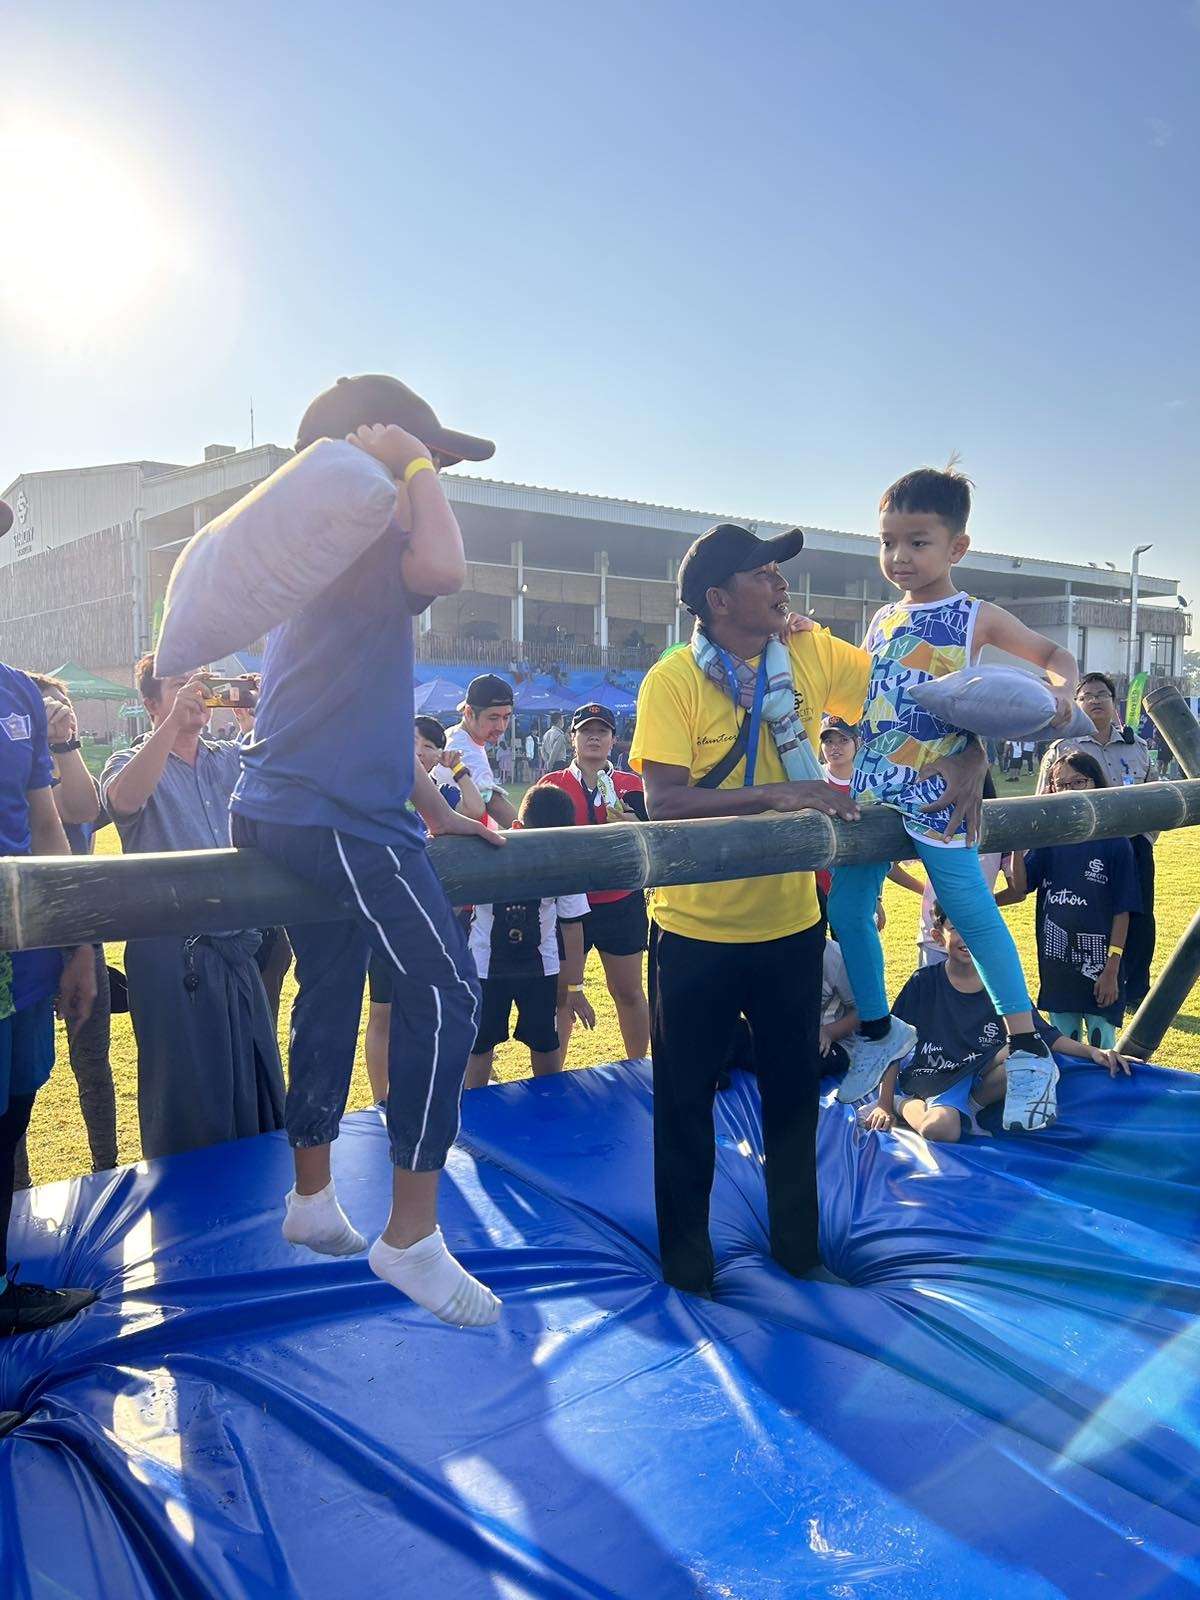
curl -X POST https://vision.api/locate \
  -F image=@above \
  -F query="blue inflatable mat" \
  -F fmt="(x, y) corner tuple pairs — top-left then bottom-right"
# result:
(3, 1057), (1200, 1598)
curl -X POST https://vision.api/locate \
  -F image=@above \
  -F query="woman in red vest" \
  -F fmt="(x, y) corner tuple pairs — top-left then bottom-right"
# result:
(540, 704), (649, 1061)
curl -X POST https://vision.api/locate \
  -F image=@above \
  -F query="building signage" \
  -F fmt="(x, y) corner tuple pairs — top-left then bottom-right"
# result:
(12, 488), (34, 559)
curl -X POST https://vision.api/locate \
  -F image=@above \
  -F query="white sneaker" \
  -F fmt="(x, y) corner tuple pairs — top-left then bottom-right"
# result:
(1002, 1051), (1060, 1132)
(836, 1017), (917, 1104)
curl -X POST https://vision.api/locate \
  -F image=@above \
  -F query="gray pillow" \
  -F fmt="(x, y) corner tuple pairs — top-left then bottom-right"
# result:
(909, 665), (1096, 740)
(155, 439), (399, 676)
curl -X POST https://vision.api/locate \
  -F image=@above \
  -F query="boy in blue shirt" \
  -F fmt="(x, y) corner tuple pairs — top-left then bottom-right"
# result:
(0, 654), (97, 1350)
(231, 375), (504, 1328)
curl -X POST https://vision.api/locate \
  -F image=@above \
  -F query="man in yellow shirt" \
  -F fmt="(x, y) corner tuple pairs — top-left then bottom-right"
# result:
(631, 522), (983, 1294)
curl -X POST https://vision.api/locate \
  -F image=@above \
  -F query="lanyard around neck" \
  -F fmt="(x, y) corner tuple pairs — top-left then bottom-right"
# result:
(716, 648), (767, 787)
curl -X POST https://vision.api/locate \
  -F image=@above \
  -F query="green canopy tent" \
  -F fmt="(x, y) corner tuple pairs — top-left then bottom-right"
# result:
(49, 662), (132, 702)
(48, 661), (135, 742)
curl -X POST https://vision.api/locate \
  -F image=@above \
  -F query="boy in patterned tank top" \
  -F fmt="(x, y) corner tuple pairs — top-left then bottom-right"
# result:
(828, 466), (1079, 1132)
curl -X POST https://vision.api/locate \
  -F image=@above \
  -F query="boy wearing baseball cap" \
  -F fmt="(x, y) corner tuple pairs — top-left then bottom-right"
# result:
(232, 374), (505, 1327)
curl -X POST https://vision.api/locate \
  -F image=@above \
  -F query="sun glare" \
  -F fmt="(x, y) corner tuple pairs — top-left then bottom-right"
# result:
(0, 111), (185, 342)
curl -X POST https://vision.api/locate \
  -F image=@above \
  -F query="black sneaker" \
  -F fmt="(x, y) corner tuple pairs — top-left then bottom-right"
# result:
(0, 1268), (96, 1336)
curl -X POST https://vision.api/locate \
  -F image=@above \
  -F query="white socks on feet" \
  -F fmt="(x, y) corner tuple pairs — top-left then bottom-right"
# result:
(368, 1228), (501, 1327)
(282, 1182), (367, 1256)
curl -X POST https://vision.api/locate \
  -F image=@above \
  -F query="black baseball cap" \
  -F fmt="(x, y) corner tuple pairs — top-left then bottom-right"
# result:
(677, 523), (805, 615)
(462, 673), (514, 711)
(295, 374), (496, 467)
(819, 716), (857, 741)
(570, 702), (617, 733)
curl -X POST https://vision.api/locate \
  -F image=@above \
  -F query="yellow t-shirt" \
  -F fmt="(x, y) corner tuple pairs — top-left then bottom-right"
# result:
(630, 628), (871, 943)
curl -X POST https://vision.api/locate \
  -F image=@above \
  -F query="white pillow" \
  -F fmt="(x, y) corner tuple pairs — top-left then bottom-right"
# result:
(155, 439), (398, 676)
(909, 665), (1097, 740)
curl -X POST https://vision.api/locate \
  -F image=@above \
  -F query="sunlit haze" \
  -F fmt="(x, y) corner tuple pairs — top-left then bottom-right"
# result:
(1, 0), (1197, 605)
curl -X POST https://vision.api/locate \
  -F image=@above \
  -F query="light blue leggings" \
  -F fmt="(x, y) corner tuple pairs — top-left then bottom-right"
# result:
(827, 840), (1031, 1023)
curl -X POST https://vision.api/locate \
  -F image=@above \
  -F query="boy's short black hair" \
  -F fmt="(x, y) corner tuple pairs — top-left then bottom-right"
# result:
(931, 900), (948, 928)
(519, 783), (576, 830)
(1077, 671), (1117, 700)
(879, 465), (973, 536)
(414, 715), (447, 748)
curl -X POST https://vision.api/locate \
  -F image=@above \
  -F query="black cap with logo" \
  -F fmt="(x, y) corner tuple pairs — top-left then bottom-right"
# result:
(570, 702), (617, 733)
(295, 374), (495, 467)
(677, 523), (805, 615)
(462, 673), (514, 711)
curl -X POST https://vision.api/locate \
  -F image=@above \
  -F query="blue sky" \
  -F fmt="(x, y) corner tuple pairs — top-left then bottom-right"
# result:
(2, 0), (1197, 608)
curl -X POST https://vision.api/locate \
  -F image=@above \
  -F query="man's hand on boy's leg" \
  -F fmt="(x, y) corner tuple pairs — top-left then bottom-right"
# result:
(920, 740), (987, 844)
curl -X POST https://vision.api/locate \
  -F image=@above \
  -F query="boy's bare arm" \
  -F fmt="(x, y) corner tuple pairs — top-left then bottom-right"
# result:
(974, 603), (1079, 724)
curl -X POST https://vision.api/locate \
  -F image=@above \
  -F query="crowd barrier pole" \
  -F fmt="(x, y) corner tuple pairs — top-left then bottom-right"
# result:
(3, 777), (1200, 953)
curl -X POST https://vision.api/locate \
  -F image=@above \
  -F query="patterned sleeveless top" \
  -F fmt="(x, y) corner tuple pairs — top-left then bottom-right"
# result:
(851, 590), (982, 844)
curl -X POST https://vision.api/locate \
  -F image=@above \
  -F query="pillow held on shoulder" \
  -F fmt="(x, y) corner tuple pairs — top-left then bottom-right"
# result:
(154, 439), (399, 676)
(910, 665), (1097, 740)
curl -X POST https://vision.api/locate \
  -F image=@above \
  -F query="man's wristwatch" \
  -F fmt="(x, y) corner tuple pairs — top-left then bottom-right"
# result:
(51, 738), (82, 754)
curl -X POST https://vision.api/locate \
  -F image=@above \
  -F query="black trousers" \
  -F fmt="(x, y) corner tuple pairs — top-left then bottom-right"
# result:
(648, 919), (824, 1294)
(0, 1094), (35, 1278)
(1122, 833), (1157, 1012)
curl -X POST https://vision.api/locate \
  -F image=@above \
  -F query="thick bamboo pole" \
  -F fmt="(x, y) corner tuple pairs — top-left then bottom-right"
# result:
(1120, 688), (1200, 1060)
(3, 780), (1200, 953)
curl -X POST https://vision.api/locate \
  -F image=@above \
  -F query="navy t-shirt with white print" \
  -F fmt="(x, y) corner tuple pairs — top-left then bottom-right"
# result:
(1025, 838), (1141, 1023)
(233, 528), (427, 848)
(893, 964), (1058, 1100)
(0, 665), (63, 1010)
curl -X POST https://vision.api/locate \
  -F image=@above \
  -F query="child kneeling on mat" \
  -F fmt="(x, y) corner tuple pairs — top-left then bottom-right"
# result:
(862, 904), (1134, 1142)
(464, 784), (595, 1089)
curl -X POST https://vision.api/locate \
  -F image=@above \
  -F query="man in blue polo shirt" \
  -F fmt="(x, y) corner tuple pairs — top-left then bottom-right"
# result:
(0, 647), (98, 1352)
(232, 374), (505, 1328)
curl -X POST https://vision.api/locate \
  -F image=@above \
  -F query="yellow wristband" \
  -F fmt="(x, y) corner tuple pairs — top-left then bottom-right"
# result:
(403, 456), (436, 484)
(567, 983), (585, 993)
(1108, 944), (1125, 957)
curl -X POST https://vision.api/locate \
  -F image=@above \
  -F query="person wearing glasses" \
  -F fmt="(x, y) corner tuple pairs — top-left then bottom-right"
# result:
(997, 750), (1140, 1050)
(1040, 672), (1155, 1012)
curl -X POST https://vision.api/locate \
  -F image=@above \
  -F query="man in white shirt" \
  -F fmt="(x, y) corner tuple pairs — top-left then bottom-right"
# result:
(444, 674), (516, 827)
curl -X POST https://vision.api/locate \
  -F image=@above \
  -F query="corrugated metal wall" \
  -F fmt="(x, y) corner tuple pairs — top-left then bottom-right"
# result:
(0, 522), (134, 673)
(0, 467), (142, 569)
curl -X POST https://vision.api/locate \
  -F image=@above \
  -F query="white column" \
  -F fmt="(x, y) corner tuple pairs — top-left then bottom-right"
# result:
(512, 541), (524, 644)
(595, 551), (609, 649)
(667, 558), (680, 645)
(1064, 582), (1073, 657)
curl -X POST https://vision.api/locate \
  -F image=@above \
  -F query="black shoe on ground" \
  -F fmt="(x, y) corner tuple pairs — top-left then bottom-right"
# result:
(0, 1269), (97, 1336)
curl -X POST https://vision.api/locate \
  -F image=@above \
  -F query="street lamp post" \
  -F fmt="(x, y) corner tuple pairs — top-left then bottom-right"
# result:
(1126, 542), (1154, 690)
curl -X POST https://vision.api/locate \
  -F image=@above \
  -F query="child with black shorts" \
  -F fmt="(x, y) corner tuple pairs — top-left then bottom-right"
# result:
(464, 785), (596, 1089)
(863, 904), (1133, 1142)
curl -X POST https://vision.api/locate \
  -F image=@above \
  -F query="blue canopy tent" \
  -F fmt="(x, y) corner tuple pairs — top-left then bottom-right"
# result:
(413, 677), (467, 718)
(4, 1055), (1200, 1596)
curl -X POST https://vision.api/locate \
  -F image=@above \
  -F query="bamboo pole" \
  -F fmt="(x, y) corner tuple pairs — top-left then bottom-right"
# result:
(1119, 688), (1200, 1060)
(3, 779), (1200, 952)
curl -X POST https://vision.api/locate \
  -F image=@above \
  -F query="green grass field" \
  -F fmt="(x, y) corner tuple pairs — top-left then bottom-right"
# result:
(23, 780), (1200, 1185)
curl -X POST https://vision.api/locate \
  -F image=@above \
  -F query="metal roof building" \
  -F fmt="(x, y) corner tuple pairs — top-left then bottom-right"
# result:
(0, 444), (1190, 699)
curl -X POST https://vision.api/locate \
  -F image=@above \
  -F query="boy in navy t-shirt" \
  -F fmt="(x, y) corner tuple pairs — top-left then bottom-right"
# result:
(231, 374), (505, 1328)
(863, 904), (1133, 1142)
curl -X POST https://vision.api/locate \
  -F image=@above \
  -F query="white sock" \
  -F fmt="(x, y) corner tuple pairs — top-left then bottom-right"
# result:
(368, 1227), (501, 1326)
(282, 1181), (366, 1256)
